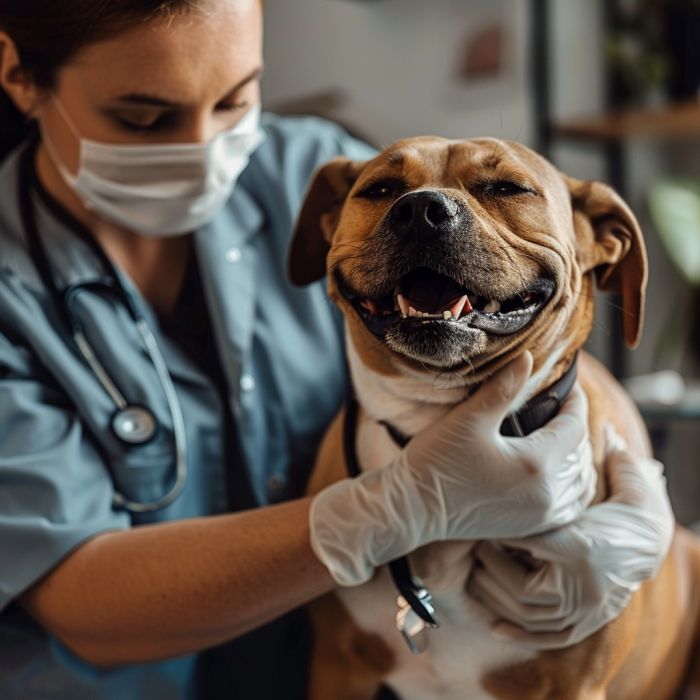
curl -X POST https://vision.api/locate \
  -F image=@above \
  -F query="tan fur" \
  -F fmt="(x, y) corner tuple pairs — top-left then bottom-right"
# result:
(296, 137), (700, 699)
(306, 593), (396, 700)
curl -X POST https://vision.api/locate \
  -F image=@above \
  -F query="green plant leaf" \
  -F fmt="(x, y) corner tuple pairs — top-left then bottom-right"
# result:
(648, 176), (700, 285)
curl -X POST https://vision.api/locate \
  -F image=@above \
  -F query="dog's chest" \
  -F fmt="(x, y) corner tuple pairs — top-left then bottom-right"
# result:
(346, 418), (538, 700)
(336, 547), (537, 700)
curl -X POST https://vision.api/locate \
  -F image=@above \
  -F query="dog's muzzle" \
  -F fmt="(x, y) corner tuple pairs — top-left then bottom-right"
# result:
(336, 189), (556, 365)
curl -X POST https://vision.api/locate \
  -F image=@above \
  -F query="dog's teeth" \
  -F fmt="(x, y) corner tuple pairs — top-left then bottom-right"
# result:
(408, 307), (418, 317)
(485, 299), (501, 313)
(398, 294), (408, 317)
(443, 310), (453, 319)
(451, 295), (470, 319)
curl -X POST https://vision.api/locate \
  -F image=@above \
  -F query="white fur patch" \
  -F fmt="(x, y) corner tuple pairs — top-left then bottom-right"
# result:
(346, 329), (467, 437)
(336, 550), (539, 700)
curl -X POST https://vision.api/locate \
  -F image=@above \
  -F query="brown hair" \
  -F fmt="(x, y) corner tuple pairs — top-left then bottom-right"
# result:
(0, 0), (199, 159)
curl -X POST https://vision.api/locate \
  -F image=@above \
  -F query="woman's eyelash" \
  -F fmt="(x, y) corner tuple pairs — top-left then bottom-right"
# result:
(216, 101), (249, 112)
(116, 117), (163, 133)
(115, 102), (249, 133)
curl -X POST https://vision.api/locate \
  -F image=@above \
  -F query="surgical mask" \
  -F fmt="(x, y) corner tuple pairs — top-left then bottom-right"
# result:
(42, 95), (265, 236)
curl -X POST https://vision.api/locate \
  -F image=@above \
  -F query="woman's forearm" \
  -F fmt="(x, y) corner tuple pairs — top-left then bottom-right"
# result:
(18, 496), (336, 667)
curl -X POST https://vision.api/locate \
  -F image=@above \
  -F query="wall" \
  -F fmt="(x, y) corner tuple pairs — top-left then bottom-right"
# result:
(261, 0), (533, 147)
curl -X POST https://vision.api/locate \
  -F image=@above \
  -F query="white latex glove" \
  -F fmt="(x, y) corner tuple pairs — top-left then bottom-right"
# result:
(310, 352), (598, 586)
(468, 426), (675, 649)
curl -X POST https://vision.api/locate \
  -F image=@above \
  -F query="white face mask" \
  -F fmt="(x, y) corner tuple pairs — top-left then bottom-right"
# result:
(42, 95), (265, 237)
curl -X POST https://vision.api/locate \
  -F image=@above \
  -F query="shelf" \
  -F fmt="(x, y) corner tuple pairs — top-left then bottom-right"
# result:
(553, 100), (700, 143)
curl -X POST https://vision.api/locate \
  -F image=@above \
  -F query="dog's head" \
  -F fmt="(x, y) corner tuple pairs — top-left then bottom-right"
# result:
(289, 137), (646, 391)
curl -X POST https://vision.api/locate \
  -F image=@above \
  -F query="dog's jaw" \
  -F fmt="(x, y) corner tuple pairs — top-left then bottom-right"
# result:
(346, 334), (458, 437)
(347, 325), (573, 439)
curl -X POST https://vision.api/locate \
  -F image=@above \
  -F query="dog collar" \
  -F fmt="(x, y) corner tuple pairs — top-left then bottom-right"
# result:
(342, 353), (579, 654)
(379, 354), (579, 448)
(503, 353), (578, 436)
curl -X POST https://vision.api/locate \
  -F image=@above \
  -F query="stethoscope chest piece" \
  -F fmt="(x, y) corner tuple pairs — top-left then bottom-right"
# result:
(112, 406), (157, 445)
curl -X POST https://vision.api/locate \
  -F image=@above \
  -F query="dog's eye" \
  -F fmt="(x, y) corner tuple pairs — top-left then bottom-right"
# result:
(356, 179), (405, 200)
(487, 181), (532, 196)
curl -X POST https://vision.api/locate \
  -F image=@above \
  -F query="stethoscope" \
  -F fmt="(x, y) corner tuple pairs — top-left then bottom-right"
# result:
(18, 138), (188, 513)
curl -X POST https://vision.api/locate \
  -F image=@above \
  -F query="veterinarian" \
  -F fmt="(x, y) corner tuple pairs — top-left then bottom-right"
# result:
(0, 0), (675, 698)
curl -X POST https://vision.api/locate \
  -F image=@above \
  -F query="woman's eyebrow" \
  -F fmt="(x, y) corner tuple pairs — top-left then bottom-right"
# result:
(111, 66), (265, 107)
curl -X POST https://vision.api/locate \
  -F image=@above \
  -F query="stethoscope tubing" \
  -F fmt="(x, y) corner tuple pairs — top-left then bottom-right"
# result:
(18, 138), (188, 513)
(116, 318), (188, 513)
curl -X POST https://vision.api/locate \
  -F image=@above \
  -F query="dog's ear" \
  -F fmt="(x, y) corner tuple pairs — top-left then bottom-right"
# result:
(564, 175), (648, 349)
(288, 156), (366, 286)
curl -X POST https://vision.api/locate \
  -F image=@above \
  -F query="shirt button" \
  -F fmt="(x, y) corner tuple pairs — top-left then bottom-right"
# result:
(240, 374), (256, 392)
(225, 247), (242, 263)
(266, 473), (287, 492)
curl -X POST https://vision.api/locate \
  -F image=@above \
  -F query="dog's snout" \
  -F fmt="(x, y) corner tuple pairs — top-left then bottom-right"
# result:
(389, 191), (460, 240)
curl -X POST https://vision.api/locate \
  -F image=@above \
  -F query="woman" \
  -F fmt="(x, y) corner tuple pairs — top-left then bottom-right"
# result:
(0, 1), (673, 698)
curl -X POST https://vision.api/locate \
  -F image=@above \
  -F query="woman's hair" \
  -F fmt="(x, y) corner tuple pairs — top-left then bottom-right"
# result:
(0, 0), (198, 159)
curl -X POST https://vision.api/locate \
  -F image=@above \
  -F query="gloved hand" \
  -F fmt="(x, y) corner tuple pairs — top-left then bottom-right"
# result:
(467, 426), (675, 649)
(310, 352), (598, 586)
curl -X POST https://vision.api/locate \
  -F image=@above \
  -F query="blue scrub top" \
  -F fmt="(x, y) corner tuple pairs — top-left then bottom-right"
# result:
(0, 114), (376, 699)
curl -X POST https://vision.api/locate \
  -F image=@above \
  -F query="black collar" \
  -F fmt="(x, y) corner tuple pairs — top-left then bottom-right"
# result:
(342, 354), (579, 632)
(377, 354), (578, 449)
(501, 354), (578, 436)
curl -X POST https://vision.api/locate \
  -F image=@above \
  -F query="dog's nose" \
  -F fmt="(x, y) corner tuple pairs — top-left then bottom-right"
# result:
(389, 191), (459, 240)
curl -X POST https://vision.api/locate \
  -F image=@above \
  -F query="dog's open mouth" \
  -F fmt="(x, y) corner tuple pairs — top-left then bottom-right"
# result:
(340, 267), (555, 337)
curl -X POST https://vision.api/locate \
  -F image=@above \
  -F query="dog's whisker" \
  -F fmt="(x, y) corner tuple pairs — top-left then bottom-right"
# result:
(495, 117), (525, 161)
(491, 109), (504, 159)
(597, 298), (635, 318)
(589, 319), (612, 336)
(573, 289), (636, 320)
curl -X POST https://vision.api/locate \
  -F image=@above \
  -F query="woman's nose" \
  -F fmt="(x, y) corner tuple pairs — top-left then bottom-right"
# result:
(172, 112), (227, 144)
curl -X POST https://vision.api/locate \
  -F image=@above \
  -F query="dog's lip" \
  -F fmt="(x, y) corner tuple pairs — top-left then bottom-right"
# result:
(337, 268), (555, 337)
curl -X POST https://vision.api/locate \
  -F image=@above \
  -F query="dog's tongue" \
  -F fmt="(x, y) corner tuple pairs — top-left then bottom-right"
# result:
(405, 275), (468, 314)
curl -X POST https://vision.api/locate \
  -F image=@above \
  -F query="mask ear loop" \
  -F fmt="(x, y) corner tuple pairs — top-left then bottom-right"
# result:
(48, 91), (83, 142)
(38, 92), (84, 188)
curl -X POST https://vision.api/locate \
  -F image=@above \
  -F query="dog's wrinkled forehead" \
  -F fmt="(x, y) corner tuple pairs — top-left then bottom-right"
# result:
(355, 137), (568, 204)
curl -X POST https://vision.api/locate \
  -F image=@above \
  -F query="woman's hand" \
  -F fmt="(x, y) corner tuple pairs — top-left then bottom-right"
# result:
(310, 352), (598, 586)
(467, 427), (675, 649)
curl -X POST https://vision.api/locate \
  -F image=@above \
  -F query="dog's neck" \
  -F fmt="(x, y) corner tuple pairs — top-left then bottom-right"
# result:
(346, 328), (571, 438)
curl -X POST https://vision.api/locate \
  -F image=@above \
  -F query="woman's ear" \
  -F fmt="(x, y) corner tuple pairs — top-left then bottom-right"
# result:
(288, 156), (366, 287)
(0, 33), (40, 116)
(564, 174), (648, 349)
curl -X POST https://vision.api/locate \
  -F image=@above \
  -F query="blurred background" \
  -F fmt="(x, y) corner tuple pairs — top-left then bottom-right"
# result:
(261, 0), (700, 525)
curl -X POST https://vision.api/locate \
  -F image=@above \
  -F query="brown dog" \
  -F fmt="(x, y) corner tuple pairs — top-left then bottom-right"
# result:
(290, 137), (700, 700)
